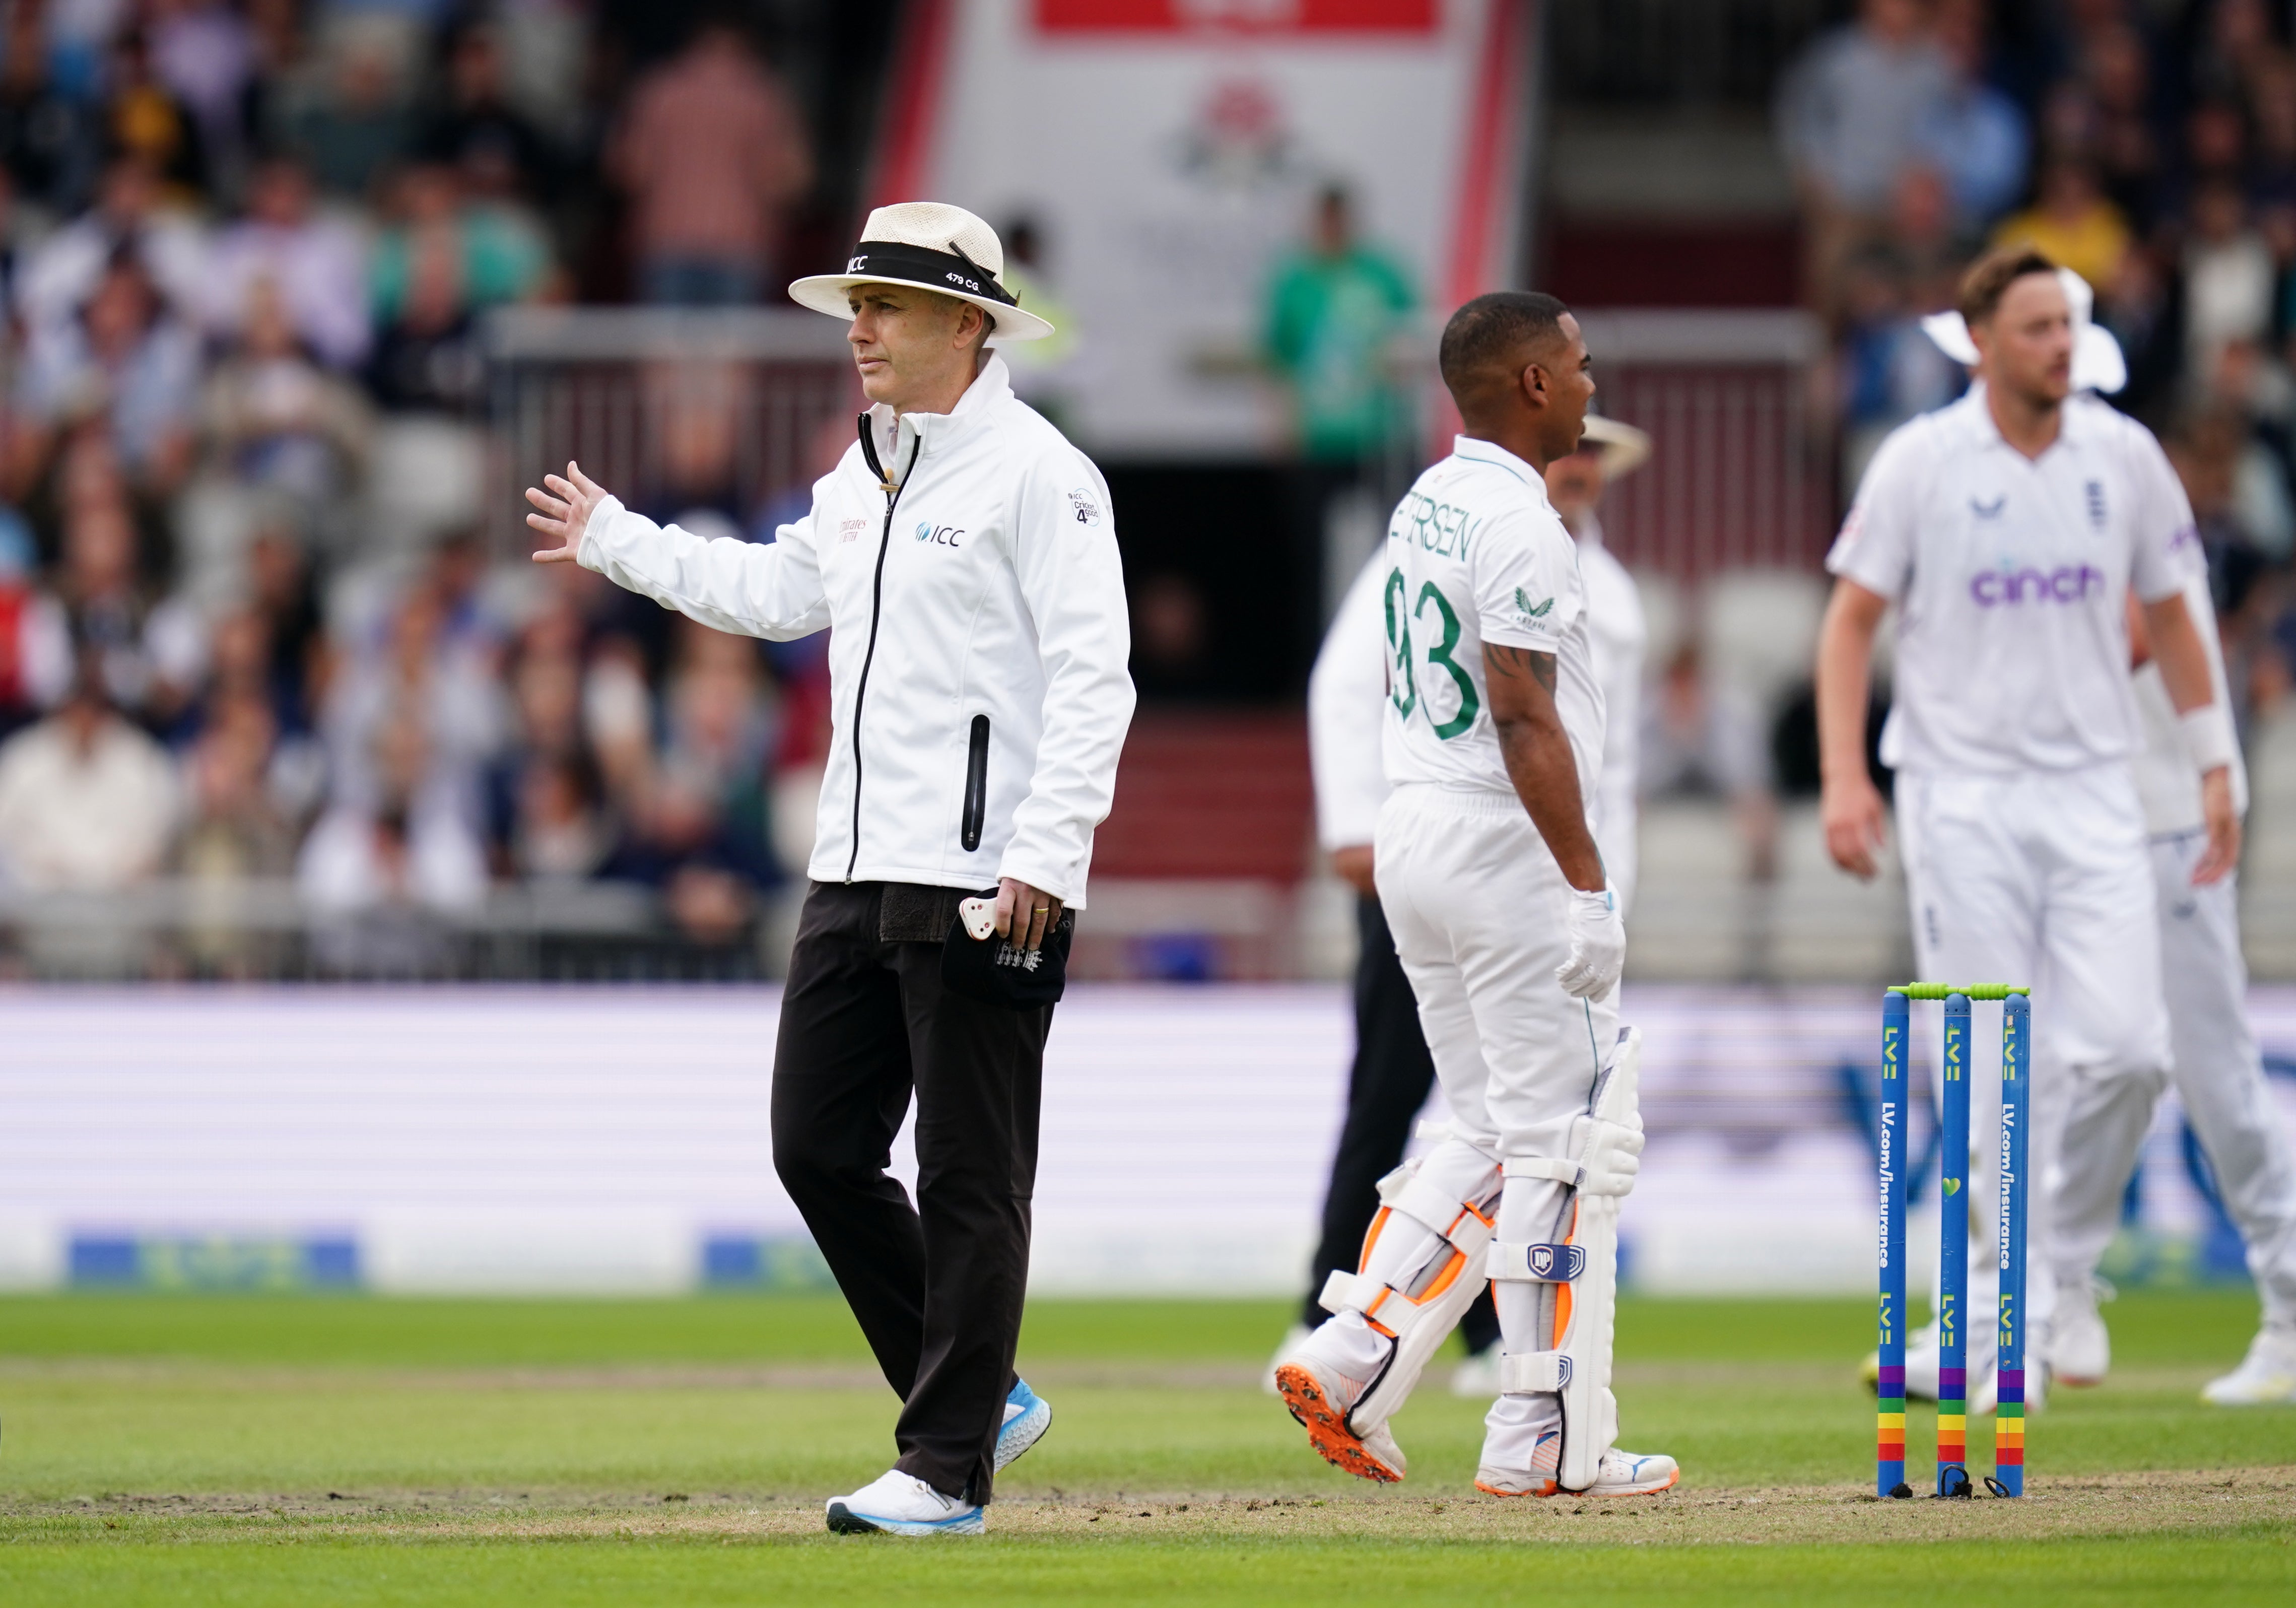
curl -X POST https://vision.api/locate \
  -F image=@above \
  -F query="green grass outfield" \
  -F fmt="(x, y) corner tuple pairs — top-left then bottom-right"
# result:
(0, 1291), (2290, 1604)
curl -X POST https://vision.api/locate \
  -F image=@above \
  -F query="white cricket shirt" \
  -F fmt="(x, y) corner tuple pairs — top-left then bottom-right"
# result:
(1379, 437), (1604, 807)
(1577, 517), (1648, 902)
(1308, 554), (1394, 852)
(1827, 387), (2197, 775)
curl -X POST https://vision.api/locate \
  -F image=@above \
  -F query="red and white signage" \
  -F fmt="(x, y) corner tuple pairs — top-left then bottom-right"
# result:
(1033, 1), (1439, 33)
(871, 0), (1538, 453)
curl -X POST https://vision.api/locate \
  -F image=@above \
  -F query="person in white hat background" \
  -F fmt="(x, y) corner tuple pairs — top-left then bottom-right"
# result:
(524, 203), (1136, 1533)
(1815, 246), (2246, 1414)
(1274, 413), (1652, 1401)
(1534, 416), (1653, 916)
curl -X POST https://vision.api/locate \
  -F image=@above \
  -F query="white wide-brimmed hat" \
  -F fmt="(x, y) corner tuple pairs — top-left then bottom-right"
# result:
(789, 202), (1056, 343)
(1918, 266), (2126, 394)
(1580, 414), (1652, 479)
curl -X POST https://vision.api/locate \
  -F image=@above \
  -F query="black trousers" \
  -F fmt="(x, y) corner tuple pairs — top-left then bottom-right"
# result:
(770, 881), (1049, 1504)
(1302, 895), (1500, 1354)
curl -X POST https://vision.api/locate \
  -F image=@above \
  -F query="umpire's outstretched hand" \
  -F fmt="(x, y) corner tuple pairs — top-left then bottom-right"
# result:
(527, 461), (607, 563)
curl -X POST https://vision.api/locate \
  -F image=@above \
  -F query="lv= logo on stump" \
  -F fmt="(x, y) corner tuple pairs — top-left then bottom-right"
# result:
(1875, 984), (2031, 1500)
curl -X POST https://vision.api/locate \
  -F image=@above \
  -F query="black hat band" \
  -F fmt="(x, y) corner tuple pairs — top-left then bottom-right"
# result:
(840, 240), (1018, 307)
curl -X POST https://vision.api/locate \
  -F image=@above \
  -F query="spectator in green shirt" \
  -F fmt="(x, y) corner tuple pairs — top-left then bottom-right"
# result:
(1263, 185), (1416, 464)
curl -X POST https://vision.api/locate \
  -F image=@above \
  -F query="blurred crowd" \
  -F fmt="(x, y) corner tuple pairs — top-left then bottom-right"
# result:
(0, 1), (831, 965)
(1781, 0), (2296, 731)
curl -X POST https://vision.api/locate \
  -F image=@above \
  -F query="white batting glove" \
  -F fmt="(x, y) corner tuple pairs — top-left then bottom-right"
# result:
(1555, 886), (1625, 1001)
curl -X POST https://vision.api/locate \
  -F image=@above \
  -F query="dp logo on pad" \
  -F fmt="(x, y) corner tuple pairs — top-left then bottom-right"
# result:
(1528, 1244), (1586, 1281)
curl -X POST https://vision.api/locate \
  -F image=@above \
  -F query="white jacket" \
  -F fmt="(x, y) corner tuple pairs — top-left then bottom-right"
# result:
(577, 356), (1134, 906)
(1306, 554), (1390, 854)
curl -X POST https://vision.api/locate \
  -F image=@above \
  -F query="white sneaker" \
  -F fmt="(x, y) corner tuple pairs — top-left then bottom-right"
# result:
(1479, 1445), (1679, 1498)
(1272, 1324), (1408, 1483)
(1450, 1345), (1502, 1398)
(1261, 1323), (1311, 1396)
(2048, 1279), (2112, 1386)
(825, 1470), (984, 1536)
(1474, 1425), (1561, 1495)
(995, 1379), (1051, 1471)
(2201, 1324), (2296, 1406)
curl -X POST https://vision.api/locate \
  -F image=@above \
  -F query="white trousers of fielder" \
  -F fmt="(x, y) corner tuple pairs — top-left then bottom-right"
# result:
(1897, 763), (2173, 1370)
(2050, 835), (2296, 1324)
(1374, 782), (1626, 1481)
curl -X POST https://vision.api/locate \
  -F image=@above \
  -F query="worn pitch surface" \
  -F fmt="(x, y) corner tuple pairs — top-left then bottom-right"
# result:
(1, 1293), (2289, 1604)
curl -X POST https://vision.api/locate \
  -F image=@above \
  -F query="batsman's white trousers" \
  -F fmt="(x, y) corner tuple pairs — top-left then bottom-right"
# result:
(1374, 784), (1618, 1163)
(1375, 782), (1620, 1468)
(2050, 834), (2296, 1323)
(1896, 763), (2173, 1352)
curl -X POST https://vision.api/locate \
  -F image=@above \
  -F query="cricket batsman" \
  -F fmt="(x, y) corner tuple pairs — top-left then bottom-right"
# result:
(1273, 291), (1677, 1498)
(1277, 414), (1652, 1403)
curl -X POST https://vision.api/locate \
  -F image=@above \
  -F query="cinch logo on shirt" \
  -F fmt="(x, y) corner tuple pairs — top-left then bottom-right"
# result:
(1968, 565), (2105, 606)
(914, 521), (964, 548)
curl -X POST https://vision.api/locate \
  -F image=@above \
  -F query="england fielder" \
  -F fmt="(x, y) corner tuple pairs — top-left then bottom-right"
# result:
(2045, 567), (2296, 1404)
(1816, 248), (2240, 1409)
(1274, 291), (1676, 1498)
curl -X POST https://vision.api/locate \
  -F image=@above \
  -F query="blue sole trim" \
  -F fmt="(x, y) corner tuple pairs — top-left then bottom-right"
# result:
(825, 1501), (985, 1536)
(995, 1396), (1053, 1471)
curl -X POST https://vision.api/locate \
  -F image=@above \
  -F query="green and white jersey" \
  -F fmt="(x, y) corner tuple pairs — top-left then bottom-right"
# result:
(1379, 436), (1604, 808)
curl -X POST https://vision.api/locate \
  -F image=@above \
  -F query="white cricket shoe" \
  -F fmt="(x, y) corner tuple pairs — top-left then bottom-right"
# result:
(995, 1378), (1052, 1471)
(1261, 1323), (1311, 1396)
(1477, 1446), (1679, 1498)
(1450, 1345), (1502, 1399)
(2048, 1279), (2112, 1386)
(2201, 1324), (2296, 1406)
(1272, 1324), (1408, 1483)
(825, 1470), (984, 1536)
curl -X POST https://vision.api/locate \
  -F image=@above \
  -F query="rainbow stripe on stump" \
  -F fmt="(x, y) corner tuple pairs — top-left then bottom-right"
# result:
(1876, 989), (1910, 1498)
(1876, 984), (2030, 1501)
(1875, 1367), (1906, 1475)
(1936, 1368), (1968, 1490)
(1935, 996), (1973, 1499)
(1994, 1370), (2025, 1479)
(1989, 992), (2031, 1498)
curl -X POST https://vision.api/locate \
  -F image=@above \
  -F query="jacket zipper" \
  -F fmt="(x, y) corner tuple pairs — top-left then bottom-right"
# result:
(846, 415), (921, 882)
(961, 714), (991, 852)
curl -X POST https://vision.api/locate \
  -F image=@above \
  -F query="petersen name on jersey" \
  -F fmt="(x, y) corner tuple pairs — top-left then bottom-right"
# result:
(1379, 436), (1605, 806)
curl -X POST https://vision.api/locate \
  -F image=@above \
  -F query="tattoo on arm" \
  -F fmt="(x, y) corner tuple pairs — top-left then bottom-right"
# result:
(1480, 639), (1601, 889)
(1485, 644), (1558, 692)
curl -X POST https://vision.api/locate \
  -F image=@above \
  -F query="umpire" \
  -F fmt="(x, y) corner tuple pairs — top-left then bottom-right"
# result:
(526, 203), (1135, 1537)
